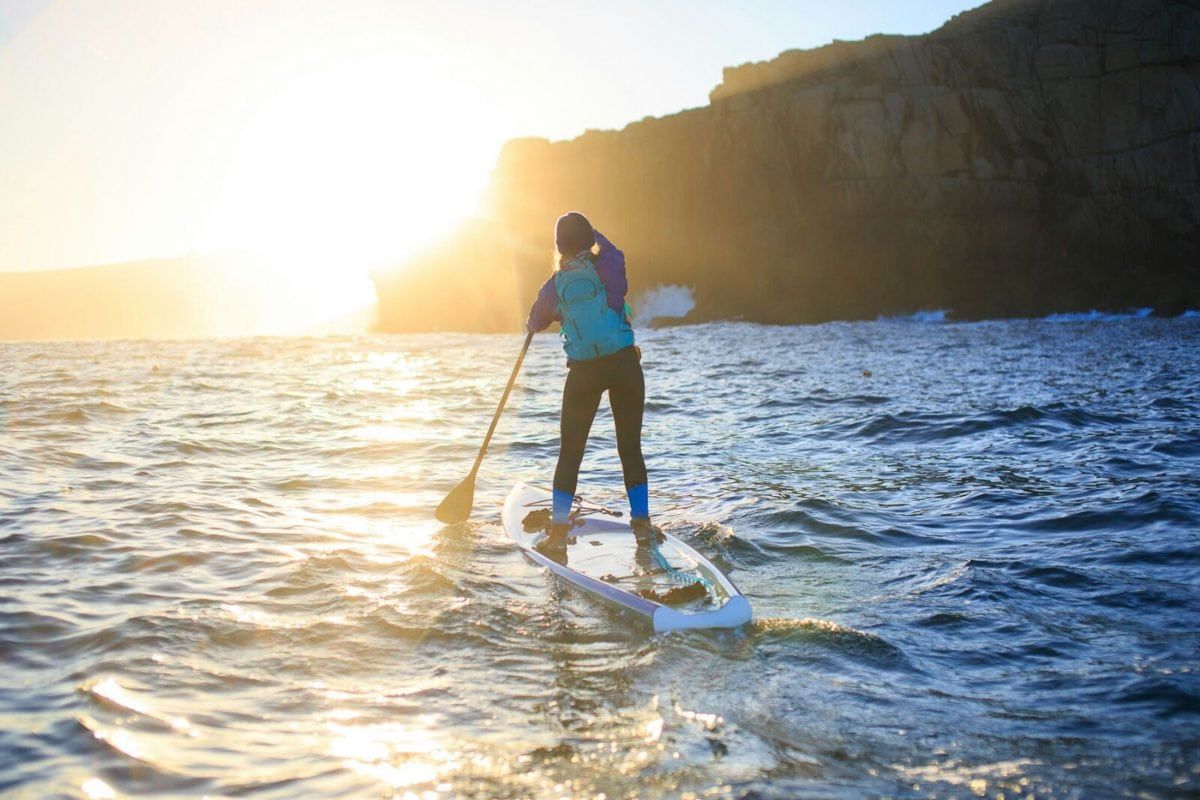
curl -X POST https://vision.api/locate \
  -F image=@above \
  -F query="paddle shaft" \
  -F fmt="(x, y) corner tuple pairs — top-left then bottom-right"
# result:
(467, 330), (533, 478)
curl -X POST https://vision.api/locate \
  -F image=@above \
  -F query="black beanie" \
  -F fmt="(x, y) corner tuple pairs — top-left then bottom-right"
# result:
(555, 212), (595, 256)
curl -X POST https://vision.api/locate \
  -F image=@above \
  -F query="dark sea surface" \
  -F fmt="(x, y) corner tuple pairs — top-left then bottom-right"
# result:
(2, 318), (1198, 799)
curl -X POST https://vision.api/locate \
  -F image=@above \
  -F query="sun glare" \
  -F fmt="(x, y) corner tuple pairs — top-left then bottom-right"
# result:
(200, 54), (510, 314)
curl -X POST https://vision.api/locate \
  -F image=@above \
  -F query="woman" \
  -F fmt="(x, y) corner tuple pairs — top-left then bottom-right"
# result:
(526, 212), (661, 564)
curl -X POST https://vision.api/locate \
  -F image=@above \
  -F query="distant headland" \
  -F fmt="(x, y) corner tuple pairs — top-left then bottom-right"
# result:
(0, 255), (372, 342)
(376, 0), (1200, 330)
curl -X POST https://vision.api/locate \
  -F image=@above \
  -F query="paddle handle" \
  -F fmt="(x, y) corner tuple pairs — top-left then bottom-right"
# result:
(469, 330), (533, 475)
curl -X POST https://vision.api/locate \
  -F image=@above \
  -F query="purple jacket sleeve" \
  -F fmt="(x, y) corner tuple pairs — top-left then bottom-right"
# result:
(526, 276), (560, 332)
(592, 231), (628, 315)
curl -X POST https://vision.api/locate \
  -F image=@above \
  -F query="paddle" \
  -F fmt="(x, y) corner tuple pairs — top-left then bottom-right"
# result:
(435, 330), (534, 524)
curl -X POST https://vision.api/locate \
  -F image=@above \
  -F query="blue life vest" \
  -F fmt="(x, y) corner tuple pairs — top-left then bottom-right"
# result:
(554, 258), (634, 361)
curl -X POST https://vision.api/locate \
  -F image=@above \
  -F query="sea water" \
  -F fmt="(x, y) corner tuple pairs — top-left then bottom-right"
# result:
(2, 318), (1198, 798)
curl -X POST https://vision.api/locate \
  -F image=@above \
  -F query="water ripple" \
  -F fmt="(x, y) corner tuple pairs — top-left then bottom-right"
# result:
(2, 319), (1199, 797)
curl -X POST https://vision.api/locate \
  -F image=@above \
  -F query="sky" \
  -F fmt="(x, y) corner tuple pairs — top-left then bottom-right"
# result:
(0, 0), (985, 277)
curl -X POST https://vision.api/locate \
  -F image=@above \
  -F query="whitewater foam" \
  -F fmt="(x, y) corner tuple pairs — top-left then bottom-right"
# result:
(877, 309), (949, 323)
(1044, 308), (1153, 322)
(632, 284), (695, 327)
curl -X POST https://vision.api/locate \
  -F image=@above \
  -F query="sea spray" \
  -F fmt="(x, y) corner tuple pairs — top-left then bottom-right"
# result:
(632, 285), (696, 328)
(1044, 308), (1153, 322)
(876, 309), (949, 323)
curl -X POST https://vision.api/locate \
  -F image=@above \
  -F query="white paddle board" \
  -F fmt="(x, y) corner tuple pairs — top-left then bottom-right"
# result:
(501, 482), (752, 632)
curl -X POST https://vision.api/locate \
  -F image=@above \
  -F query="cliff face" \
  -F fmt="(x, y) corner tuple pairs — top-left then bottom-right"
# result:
(487, 0), (1200, 323)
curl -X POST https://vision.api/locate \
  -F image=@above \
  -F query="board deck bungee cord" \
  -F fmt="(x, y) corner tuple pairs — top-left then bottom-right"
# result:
(502, 482), (752, 632)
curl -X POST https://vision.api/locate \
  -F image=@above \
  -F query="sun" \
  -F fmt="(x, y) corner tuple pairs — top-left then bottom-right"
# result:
(200, 53), (510, 317)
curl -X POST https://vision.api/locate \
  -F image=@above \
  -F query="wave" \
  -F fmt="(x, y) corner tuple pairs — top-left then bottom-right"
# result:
(1043, 307), (1153, 322)
(4, 321), (1198, 798)
(750, 618), (914, 671)
(860, 306), (1196, 325)
(876, 309), (949, 323)
(832, 403), (1132, 445)
(755, 392), (889, 409)
(1114, 677), (1200, 717)
(1019, 490), (1197, 537)
(632, 284), (695, 327)
(751, 502), (952, 547)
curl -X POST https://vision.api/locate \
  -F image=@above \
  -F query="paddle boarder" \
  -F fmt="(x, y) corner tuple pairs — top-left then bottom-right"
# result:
(525, 212), (662, 563)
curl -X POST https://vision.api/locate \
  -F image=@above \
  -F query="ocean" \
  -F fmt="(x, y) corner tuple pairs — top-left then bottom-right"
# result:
(2, 317), (1198, 798)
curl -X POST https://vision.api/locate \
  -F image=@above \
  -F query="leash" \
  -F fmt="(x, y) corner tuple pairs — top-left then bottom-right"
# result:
(647, 540), (714, 590)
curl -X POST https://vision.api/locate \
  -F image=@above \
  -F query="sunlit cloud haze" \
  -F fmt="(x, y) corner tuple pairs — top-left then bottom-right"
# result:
(0, 0), (983, 328)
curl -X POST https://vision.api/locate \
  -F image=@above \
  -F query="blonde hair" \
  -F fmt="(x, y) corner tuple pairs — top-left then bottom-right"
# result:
(552, 245), (598, 273)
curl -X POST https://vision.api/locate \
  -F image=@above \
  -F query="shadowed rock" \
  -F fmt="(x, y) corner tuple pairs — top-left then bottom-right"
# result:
(475, 0), (1200, 326)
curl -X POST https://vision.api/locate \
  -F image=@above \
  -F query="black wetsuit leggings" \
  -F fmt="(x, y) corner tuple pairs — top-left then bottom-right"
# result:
(553, 346), (647, 498)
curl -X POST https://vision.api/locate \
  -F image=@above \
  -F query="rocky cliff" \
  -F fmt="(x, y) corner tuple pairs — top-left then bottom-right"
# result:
(479, 0), (1200, 324)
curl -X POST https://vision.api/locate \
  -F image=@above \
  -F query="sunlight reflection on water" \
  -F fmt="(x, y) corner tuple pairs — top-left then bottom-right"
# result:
(1, 319), (1198, 797)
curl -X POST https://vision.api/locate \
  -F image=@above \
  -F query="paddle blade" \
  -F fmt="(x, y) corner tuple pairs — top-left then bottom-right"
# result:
(435, 474), (476, 524)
